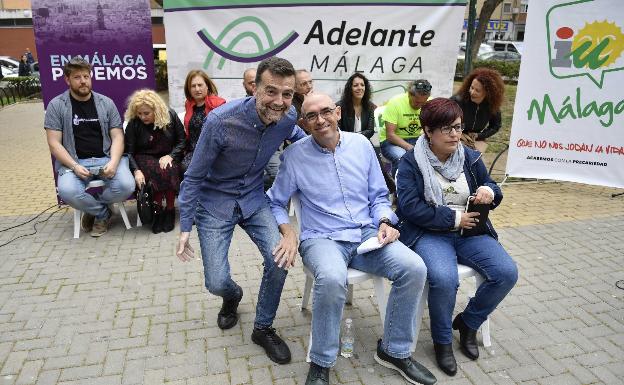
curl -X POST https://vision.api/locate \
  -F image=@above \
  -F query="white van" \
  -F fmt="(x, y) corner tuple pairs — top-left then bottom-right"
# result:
(488, 40), (524, 55)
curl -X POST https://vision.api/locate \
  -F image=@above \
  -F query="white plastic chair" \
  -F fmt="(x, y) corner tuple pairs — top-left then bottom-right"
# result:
(291, 195), (388, 362)
(411, 265), (491, 351)
(72, 179), (132, 238)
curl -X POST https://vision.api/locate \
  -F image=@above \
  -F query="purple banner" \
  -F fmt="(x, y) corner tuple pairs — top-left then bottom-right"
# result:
(31, 0), (155, 115)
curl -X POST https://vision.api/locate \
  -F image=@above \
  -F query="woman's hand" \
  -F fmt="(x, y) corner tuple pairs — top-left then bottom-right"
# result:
(159, 155), (173, 170)
(472, 186), (494, 204)
(460, 212), (480, 229)
(134, 170), (145, 188)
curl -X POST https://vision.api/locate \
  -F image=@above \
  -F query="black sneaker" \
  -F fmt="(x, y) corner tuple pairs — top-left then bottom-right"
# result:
(251, 326), (291, 364)
(217, 286), (243, 330)
(305, 362), (329, 385)
(374, 339), (437, 385)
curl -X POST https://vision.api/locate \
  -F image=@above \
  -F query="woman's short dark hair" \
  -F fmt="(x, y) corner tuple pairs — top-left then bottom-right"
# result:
(184, 69), (218, 101)
(420, 98), (463, 132)
(340, 72), (372, 116)
(63, 57), (91, 77)
(255, 57), (295, 86)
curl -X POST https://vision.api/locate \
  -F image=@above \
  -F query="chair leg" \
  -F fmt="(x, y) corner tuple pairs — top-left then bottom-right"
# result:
(301, 275), (313, 310)
(73, 209), (81, 239)
(306, 328), (313, 363)
(346, 284), (354, 305)
(474, 274), (492, 347)
(372, 277), (387, 330)
(411, 283), (429, 352)
(117, 202), (131, 230)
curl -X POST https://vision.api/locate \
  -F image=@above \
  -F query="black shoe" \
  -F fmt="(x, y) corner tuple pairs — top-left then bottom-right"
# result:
(452, 313), (479, 360)
(374, 339), (437, 385)
(251, 326), (292, 364)
(162, 208), (175, 232)
(151, 206), (163, 234)
(217, 286), (243, 330)
(433, 343), (457, 376)
(305, 362), (329, 385)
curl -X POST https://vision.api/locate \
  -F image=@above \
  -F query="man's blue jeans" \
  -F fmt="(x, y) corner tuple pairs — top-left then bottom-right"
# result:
(195, 203), (286, 329)
(380, 138), (418, 176)
(413, 232), (518, 345)
(57, 156), (134, 220)
(299, 226), (427, 367)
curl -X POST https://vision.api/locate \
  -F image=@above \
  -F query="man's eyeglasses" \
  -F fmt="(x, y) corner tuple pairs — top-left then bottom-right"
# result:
(437, 123), (464, 135)
(303, 107), (336, 122)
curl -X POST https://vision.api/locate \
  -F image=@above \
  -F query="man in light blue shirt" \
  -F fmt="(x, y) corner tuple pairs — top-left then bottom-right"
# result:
(267, 93), (435, 385)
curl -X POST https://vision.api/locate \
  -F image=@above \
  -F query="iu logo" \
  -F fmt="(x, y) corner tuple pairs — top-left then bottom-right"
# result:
(546, 0), (624, 88)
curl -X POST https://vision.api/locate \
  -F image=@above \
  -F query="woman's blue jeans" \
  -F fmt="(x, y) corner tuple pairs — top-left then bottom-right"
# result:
(195, 203), (286, 329)
(413, 232), (518, 345)
(300, 227), (427, 367)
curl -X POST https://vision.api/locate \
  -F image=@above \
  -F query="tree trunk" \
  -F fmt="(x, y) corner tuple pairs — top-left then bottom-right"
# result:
(469, 0), (504, 63)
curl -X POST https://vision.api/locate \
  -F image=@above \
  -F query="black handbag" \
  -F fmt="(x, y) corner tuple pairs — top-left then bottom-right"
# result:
(137, 183), (154, 225)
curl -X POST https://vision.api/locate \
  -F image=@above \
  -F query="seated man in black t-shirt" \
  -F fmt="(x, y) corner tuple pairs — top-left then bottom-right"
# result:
(44, 57), (134, 237)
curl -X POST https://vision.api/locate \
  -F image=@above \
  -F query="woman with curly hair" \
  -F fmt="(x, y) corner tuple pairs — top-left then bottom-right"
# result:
(336, 73), (376, 139)
(125, 89), (186, 233)
(451, 67), (505, 153)
(181, 69), (226, 170)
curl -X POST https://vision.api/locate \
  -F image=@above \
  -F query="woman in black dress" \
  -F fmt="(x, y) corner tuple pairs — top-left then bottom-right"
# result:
(18, 55), (31, 77)
(125, 89), (186, 233)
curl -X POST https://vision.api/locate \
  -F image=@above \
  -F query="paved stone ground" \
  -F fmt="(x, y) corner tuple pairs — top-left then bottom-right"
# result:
(1, 101), (623, 384)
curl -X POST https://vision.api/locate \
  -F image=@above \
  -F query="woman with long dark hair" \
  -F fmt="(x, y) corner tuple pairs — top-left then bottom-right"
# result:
(337, 73), (376, 139)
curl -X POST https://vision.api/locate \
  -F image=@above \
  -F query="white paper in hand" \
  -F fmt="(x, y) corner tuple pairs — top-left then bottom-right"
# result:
(356, 237), (384, 254)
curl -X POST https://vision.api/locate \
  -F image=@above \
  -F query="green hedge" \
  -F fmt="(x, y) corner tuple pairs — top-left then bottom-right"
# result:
(4, 76), (41, 87)
(455, 59), (520, 82)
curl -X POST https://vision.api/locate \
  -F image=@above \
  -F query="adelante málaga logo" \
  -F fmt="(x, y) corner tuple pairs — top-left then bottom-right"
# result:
(197, 16), (299, 69)
(547, 0), (624, 88)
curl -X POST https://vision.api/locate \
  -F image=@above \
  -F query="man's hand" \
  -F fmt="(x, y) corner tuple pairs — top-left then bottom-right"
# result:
(134, 170), (145, 188)
(273, 224), (298, 269)
(72, 164), (90, 180)
(176, 232), (195, 262)
(377, 223), (400, 245)
(159, 155), (173, 170)
(101, 160), (119, 179)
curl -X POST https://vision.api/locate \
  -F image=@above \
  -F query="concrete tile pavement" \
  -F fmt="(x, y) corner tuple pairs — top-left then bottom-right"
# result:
(0, 101), (623, 384)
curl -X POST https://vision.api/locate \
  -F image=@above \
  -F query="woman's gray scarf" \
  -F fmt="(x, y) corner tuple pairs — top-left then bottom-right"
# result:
(413, 134), (465, 206)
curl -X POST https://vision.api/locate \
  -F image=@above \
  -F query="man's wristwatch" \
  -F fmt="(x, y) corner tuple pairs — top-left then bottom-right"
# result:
(378, 218), (395, 228)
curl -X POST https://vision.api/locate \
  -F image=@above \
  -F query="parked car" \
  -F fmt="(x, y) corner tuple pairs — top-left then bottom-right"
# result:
(478, 51), (522, 62)
(457, 42), (494, 60)
(487, 40), (524, 55)
(1, 64), (18, 78)
(0, 56), (19, 71)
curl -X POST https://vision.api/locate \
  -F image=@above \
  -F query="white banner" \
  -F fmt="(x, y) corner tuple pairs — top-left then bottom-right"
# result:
(163, 0), (466, 111)
(506, 0), (624, 188)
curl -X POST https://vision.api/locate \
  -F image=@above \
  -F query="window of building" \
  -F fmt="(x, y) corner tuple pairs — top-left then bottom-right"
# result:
(520, 4), (529, 13)
(503, 3), (512, 13)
